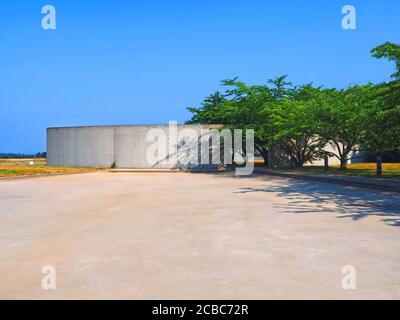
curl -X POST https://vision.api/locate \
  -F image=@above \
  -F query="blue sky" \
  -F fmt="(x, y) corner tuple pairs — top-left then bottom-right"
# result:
(0, 0), (399, 153)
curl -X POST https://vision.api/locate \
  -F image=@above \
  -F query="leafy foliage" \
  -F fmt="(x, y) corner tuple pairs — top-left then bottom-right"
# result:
(365, 42), (400, 153)
(186, 42), (400, 167)
(371, 42), (400, 79)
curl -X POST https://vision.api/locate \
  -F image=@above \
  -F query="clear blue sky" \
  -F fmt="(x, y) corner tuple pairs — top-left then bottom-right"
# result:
(0, 0), (399, 153)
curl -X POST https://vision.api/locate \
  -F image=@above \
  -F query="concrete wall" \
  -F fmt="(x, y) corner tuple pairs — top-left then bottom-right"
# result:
(47, 125), (221, 168)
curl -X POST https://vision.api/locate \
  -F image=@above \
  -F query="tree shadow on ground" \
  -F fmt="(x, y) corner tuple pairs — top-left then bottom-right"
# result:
(195, 171), (400, 227)
(234, 177), (400, 227)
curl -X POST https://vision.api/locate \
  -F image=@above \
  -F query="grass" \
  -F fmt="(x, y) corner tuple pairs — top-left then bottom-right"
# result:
(0, 158), (46, 163)
(0, 164), (99, 177)
(295, 163), (400, 180)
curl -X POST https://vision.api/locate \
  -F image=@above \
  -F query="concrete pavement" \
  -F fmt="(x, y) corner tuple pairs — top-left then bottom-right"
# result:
(0, 171), (399, 299)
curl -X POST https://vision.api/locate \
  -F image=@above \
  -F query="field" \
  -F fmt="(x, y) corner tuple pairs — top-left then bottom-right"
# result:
(0, 158), (46, 163)
(298, 163), (400, 179)
(255, 160), (400, 179)
(0, 164), (98, 177)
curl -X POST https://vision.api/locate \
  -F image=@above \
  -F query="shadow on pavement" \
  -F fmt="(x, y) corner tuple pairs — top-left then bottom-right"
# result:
(237, 177), (400, 227)
(191, 170), (400, 227)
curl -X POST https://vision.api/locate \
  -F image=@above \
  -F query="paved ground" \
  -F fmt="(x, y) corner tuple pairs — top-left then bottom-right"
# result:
(0, 172), (399, 299)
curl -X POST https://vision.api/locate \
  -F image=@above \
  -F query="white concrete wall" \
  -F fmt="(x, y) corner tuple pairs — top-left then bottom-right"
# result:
(47, 127), (115, 167)
(304, 143), (341, 166)
(47, 125), (221, 168)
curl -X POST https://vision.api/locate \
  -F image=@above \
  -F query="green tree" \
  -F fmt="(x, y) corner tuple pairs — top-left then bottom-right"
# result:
(186, 91), (227, 124)
(187, 78), (276, 166)
(371, 42), (400, 79)
(221, 78), (275, 159)
(267, 75), (293, 100)
(268, 86), (326, 167)
(363, 81), (400, 154)
(364, 42), (400, 154)
(316, 85), (372, 169)
(185, 41), (400, 169)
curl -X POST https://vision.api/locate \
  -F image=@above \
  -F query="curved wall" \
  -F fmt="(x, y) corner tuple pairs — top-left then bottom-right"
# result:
(47, 125), (220, 168)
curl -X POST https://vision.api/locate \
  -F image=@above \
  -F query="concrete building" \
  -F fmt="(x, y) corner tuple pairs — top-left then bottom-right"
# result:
(47, 124), (222, 169)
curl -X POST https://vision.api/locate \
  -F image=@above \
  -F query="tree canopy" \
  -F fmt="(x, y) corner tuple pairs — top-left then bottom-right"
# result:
(186, 42), (400, 168)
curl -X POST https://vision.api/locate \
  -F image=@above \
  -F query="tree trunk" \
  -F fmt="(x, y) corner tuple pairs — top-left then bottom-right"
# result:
(377, 155), (382, 176)
(324, 155), (329, 172)
(340, 158), (347, 170)
(292, 158), (302, 168)
(261, 150), (269, 168)
(255, 144), (269, 168)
